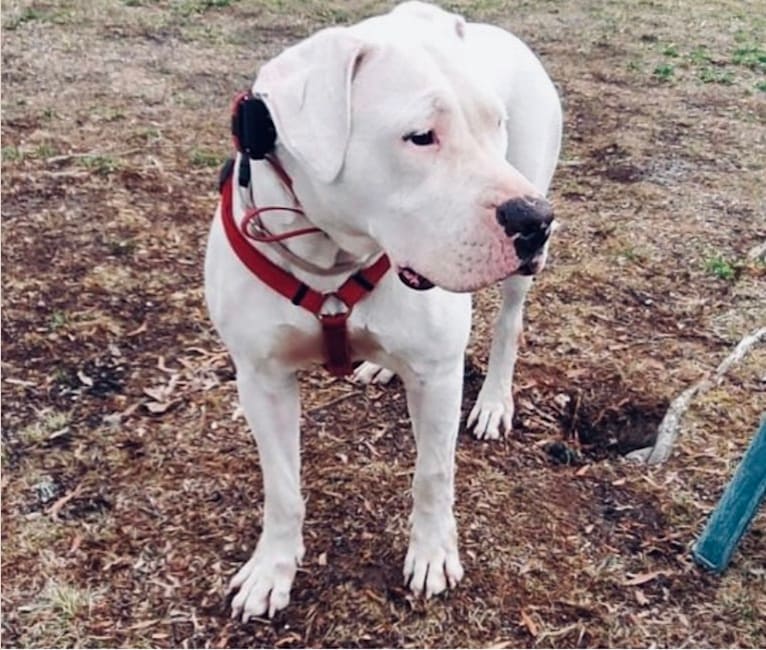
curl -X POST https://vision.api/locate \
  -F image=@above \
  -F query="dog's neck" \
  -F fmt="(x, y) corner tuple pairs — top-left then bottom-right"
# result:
(239, 156), (380, 289)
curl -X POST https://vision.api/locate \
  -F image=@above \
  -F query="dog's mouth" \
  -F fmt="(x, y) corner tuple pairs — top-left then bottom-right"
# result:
(397, 249), (546, 291)
(515, 258), (542, 276)
(397, 266), (435, 291)
(514, 247), (549, 276)
(397, 259), (542, 291)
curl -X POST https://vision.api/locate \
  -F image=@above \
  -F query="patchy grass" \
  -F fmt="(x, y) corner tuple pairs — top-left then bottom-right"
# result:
(705, 254), (737, 281)
(17, 410), (71, 445)
(649, 36), (766, 90)
(698, 66), (735, 85)
(79, 154), (121, 176)
(653, 62), (675, 82)
(39, 580), (94, 620)
(14, 578), (101, 647)
(35, 142), (58, 159)
(173, 0), (235, 15)
(732, 45), (766, 71)
(190, 148), (225, 168)
(2, 144), (23, 161)
(3, 4), (74, 29)
(2, 0), (765, 647)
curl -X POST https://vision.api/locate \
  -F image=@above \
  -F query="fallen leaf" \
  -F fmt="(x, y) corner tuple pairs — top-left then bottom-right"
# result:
(48, 426), (70, 440)
(623, 570), (669, 586)
(127, 322), (148, 336)
(143, 387), (167, 402)
(145, 400), (176, 414)
(69, 534), (83, 554)
(47, 484), (83, 517)
(521, 610), (539, 637)
(3, 377), (36, 387)
(364, 589), (386, 605)
(157, 356), (179, 374)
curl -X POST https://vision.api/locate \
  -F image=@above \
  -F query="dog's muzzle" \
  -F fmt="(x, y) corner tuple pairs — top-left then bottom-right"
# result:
(496, 196), (554, 262)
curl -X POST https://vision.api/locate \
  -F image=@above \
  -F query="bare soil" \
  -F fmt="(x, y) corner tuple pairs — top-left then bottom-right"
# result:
(2, 0), (765, 647)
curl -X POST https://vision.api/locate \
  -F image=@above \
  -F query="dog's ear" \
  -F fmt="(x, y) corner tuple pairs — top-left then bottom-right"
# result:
(253, 28), (368, 184)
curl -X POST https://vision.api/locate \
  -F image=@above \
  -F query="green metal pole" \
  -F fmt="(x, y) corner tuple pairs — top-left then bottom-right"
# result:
(693, 418), (766, 572)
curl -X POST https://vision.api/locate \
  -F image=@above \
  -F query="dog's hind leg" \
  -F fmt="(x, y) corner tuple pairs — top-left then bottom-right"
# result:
(402, 357), (465, 596)
(228, 364), (305, 621)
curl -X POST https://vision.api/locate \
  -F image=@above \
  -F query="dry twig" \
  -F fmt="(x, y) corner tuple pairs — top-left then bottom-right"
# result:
(628, 327), (766, 464)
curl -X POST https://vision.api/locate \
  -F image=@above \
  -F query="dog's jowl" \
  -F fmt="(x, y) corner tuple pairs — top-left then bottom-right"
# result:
(204, 1), (561, 620)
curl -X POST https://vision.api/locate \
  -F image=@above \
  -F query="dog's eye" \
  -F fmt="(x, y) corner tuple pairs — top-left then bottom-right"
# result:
(403, 130), (436, 146)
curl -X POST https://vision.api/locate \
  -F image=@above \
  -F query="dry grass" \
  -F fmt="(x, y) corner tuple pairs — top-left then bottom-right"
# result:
(2, 0), (765, 647)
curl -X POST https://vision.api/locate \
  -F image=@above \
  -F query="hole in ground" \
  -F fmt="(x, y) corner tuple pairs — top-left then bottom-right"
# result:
(563, 381), (668, 460)
(462, 359), (667, 460)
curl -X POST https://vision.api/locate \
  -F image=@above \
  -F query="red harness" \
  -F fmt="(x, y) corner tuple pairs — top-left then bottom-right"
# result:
(219, 165), (390, 377)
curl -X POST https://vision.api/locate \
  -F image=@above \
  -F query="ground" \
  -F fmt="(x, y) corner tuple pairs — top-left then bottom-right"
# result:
(1, 0), (765, 647)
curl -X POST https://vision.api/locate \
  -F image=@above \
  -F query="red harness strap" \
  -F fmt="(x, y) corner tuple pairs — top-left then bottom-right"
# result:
(219, 172), (390, 377)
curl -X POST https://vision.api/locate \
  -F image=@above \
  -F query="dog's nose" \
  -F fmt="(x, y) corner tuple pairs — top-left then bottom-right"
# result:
(496, 196), (554, 260)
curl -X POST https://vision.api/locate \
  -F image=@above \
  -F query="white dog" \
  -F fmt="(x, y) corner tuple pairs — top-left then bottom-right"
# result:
(205, 1), (561, 620)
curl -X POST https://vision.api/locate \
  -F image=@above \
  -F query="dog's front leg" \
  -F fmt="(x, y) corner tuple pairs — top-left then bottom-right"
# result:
(467, 274), (533, 439)
(228, 364), (305, 621)
(403, 359), (465, 597)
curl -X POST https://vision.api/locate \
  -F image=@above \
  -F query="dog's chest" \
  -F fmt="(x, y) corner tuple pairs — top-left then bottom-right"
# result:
(271, 322), (383, 369)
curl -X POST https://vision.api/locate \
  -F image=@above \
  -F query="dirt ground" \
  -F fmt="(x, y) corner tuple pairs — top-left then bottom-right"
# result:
(2, 0), (765, 647)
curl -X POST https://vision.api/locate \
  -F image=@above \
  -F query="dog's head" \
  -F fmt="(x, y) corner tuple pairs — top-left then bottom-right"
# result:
(252, 4), (554, 292)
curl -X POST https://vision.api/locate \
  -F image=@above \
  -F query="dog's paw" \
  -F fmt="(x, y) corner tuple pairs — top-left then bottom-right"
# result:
(228, 542), (303, 621)
(466, 391), (513, 440)
(352, 361), (395, 385)
(404, 528), (463, 597)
